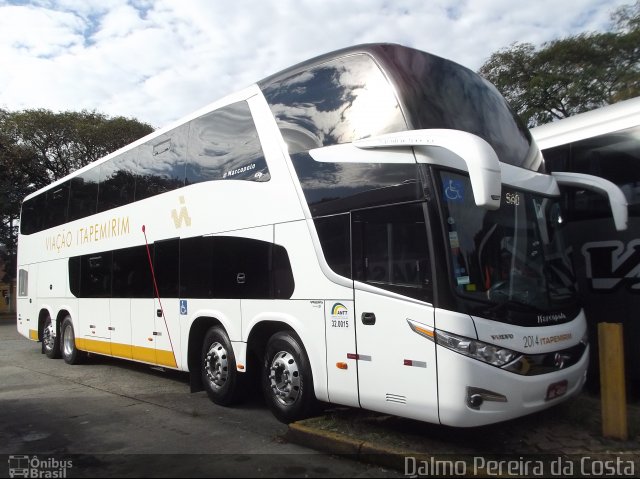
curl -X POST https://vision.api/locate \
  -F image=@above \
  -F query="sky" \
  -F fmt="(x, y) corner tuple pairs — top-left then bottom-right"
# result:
(0, 0), (631, 129)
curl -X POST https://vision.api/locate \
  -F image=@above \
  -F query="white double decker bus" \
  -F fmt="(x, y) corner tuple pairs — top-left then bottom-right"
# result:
(16, 44), (627, 427)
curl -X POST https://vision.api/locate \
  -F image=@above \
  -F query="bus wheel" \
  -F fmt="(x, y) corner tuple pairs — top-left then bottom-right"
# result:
(201, 326), (244, 406)
(262, 331), (316, 423)
(42, 315), (60, 359)
(61, 316), (85, 365)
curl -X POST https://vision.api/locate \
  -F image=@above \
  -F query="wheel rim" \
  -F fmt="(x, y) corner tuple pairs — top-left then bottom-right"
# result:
(63, 324), (74, 357)
(269, 351), (300, 406)
(205, 342), (229, 389)
(43, 321), (55, 352)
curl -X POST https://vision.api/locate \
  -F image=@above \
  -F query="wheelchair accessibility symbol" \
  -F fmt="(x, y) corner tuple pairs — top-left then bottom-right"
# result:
(180, 300), (188, 315)
(443, 179), (465, 202)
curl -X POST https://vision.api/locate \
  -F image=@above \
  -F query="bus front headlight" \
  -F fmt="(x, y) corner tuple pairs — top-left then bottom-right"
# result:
(435, 329), (519, 367)
(407, 320), (520, 368)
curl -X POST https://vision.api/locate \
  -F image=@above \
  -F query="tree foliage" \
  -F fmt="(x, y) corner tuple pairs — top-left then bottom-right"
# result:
(478, 1), (640, 127)
(0, 109), (153, 282)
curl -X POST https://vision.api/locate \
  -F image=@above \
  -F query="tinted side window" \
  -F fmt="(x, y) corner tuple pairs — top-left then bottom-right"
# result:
(18, 269), (28, 296)
(571, 127), (640, 218)
(69, 257), (80, 297)
(272, 244), (295, 299)
(210, 237), (271, 299)
(180, 236), (215, 298)
(352, 203), (432, 302)
(314, 214), (351, 278)
(135, 125), (188, 201)
(80, 252), (112, 298)
(292, 154), (421, 217)
(179, 236), (294, 299)
(542, 144), (570, 173)
(545, 126), (640, 220)
(186, 101), (269, 185)
(154, 239), (180, 298)
(380, 44), (537, 171)
(44, 182), (70, 229)
(20, 194), (46, 235)
(97, 150), (137, 213)
(68, 168), (100, 221)
(112, 246), (153, 298)
(262, 53), (407, 154)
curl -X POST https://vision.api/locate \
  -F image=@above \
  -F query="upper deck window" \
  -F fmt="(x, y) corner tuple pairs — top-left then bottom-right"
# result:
(186, 101), (270, 184)
(20, 101), (269, 235)
(375, 45), (538, 171)
(262, 53), (407, 153)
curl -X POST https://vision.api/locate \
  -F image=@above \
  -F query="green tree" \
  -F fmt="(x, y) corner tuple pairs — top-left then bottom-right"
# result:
(478, 1), (640, 127)
(0, 111), (36, 283)
(0, 109), (153, 282)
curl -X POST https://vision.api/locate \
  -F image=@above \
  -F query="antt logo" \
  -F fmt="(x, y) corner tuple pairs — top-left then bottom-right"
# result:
(582, 240), (640, 292)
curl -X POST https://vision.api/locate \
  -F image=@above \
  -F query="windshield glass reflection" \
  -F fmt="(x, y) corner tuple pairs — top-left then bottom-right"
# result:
(262, 53), (406, 154)
(438, 171), (577, 315)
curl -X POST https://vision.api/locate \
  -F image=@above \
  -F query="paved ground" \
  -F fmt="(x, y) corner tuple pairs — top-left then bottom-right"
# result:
(0, 316), (399, 478)
(287, 363), (640, 475)
(3, 312), (639, 477)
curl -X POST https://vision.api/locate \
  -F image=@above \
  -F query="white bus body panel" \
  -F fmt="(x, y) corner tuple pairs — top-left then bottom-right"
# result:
(79, 299), (110, 342)
(323, 299), (359, 407)
(353, 286), (439, 424)
(437, 343), (588, 427)
(531, 96), (640, 149)
(435, 310), (588, 427)
(472, 310), (588, 355)
(129, 299), (156, 364)
(110, 299), (132, 360)
(154, 297), (180, 369)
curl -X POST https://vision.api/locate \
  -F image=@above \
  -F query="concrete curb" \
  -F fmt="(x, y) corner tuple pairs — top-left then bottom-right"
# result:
(286, 422), (431, 472)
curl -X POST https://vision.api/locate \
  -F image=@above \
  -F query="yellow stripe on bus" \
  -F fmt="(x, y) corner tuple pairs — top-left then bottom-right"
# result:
(29, 329), (39, 341)
(75, 337), (177, 369)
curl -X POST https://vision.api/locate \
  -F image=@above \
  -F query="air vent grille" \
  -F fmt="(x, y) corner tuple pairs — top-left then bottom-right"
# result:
(386, 393), (406, 404)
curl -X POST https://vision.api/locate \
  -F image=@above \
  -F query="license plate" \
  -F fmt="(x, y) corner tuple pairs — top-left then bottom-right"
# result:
(546, 380), (568, 401)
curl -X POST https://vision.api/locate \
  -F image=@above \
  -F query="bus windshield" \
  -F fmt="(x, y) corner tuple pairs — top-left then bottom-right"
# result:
(438, 171), (578, 321)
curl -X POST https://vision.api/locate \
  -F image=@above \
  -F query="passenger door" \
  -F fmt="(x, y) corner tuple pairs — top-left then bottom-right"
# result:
(153, 239), (180, 369)
(16, 265), (36, 339)
(126, 245), (156, 365)
(77, 253), (111, 353)
(111, 246), (152, 360)
(351, 202), (439, 423)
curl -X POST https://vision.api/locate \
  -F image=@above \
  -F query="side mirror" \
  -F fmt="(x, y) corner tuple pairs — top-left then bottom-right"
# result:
(552, 171), (628, 231)
(355, 129), (502, 210)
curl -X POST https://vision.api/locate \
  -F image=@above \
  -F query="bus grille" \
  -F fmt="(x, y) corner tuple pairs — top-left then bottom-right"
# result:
(504, 343), (587, 376)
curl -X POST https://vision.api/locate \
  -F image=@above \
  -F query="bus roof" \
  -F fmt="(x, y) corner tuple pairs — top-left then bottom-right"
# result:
(531, 96), (640, 149)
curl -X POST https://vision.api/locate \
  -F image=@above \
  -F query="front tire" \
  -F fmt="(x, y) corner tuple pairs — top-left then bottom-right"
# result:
(262, 331), (317, 423)
(61, 316), (86, 365)
(201, 326), (244, 406)
(42, 315), (60, 359)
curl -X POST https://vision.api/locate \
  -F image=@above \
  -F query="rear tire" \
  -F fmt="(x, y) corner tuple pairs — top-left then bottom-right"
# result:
(262, 331), (317, 423)
(42, 315), (60, 359)
(201, 326), (244, 406)
(61, 316), (86, 365)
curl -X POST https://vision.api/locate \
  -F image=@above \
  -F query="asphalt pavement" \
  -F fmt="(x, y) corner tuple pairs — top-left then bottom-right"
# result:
(2, 311), (639, 477)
